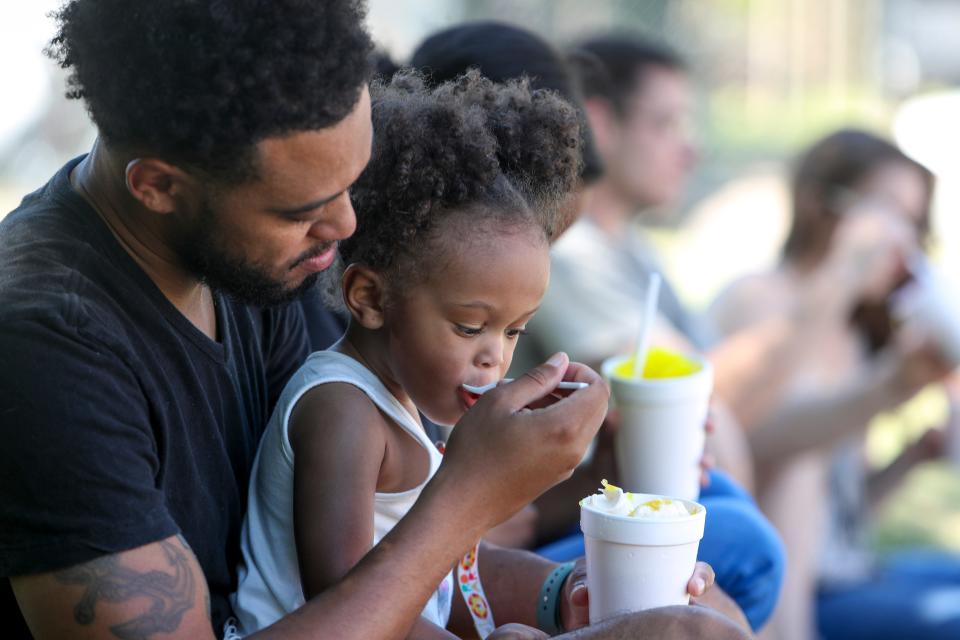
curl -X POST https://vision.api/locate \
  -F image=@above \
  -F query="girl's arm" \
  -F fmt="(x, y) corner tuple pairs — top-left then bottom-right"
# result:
(289, 382), (455, 639)
(289, 382), (385, 594)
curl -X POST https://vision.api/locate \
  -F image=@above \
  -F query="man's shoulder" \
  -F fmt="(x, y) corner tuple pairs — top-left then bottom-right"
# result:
(1, 178), (104, 319)
(0, 162), (175, 352)
(1, 158), (89, 244)
(1, 204), (126, 341)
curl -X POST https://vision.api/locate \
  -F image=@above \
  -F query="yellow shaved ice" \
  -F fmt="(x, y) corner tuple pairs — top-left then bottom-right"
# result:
(613, 347), (701, 379)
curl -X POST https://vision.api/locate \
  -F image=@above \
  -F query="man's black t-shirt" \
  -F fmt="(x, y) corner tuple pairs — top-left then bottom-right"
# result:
(299, 285), (348, 352)
(0, 158), (309, 634)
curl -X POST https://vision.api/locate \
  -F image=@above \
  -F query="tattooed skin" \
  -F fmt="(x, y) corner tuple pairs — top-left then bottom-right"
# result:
(54, 538), (195, 640)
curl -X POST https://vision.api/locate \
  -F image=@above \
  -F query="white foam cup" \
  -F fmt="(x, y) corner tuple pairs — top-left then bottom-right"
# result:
(581, 493), (706, 623)
(602, 353), (713, 502)
(894, 262), (960, 367)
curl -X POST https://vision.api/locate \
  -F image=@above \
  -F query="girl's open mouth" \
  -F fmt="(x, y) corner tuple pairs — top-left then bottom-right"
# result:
(458, 386), (482, 411)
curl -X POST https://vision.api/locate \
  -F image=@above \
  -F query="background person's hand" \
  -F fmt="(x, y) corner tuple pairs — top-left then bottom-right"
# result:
(435, 353), (609, 534)
(824, 204), (918, 307)
(883, 328), (956, 407)
(700, 406), (717, 488)
(594, 408), (619, 459)
(559, 559), (719, 632)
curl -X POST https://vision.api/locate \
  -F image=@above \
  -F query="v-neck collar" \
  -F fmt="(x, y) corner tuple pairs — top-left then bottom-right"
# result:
(51, 155), (231, 364)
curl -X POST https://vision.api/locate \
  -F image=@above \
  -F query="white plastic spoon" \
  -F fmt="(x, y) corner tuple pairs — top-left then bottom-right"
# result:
(461, 379), (588, 395)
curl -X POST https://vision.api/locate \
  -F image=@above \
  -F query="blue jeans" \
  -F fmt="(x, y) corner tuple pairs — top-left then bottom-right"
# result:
(817, 549), (960, 639)
(535, 470), (785, 631)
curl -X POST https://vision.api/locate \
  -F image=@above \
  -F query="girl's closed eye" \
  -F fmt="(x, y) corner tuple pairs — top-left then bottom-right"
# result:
(506, 327), (529, 339)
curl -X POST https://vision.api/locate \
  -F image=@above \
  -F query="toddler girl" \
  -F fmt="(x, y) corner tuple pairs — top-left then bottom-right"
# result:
(230, 70), (583, 638)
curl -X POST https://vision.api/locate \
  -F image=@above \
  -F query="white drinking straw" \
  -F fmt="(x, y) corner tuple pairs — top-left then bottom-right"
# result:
(632, 272), (661, 379)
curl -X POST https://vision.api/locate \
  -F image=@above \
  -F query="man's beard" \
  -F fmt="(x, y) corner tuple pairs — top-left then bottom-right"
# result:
(169, 196), (323, 307)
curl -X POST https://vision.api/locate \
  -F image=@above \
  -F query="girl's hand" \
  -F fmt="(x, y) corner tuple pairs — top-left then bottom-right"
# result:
(558, 560), (718, 631)
(486, 624), (549, 639)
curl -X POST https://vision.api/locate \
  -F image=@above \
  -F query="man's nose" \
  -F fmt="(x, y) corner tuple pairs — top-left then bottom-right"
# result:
(307, 192), (357, 241)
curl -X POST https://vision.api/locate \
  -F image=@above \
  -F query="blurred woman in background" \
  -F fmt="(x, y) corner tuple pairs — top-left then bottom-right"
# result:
(710, 129), (959, 640)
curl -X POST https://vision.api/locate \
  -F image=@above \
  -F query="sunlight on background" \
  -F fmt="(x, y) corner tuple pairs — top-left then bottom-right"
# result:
(0, 0), (96, 215)
(895, 91), (960, 278)
(0, 2), (57, 152)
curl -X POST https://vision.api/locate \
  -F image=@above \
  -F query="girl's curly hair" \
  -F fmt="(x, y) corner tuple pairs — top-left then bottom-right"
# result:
(327, 70), (582, 305)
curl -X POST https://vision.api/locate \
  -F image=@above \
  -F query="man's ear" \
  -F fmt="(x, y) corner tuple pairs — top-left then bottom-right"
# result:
(342, 264), (386, 329)
(125, 158), (194, 215)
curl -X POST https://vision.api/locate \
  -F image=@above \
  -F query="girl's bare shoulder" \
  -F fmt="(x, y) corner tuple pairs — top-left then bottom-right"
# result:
(287, 382), (391, 452)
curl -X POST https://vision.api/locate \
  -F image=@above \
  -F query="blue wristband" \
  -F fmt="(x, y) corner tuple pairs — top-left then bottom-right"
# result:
(537, 561), (576, 635)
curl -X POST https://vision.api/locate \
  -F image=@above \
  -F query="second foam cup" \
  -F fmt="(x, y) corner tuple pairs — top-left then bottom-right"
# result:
(602, 348), (713, 502)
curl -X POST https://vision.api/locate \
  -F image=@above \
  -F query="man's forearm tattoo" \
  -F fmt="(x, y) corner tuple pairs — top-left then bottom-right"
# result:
(54, 539), (196, 640)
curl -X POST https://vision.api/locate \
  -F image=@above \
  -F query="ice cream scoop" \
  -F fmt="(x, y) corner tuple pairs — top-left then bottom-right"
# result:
(581, 481), (698, 519)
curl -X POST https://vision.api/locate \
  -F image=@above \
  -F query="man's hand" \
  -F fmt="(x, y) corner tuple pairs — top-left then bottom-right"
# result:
(559, 558), (590, 631)
(559, 559), (719, 631)
(434, 353), (609, 535)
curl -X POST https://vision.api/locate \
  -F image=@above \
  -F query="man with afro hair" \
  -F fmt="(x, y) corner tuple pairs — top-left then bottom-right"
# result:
(0, 2), (749, 639)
